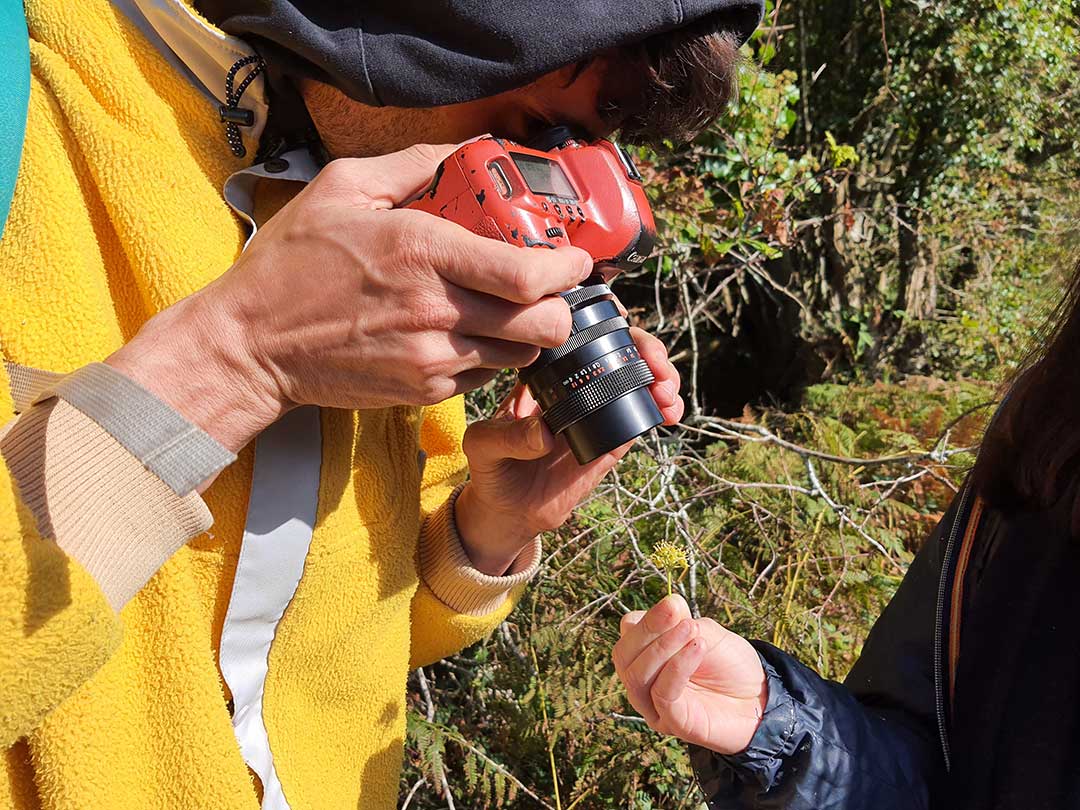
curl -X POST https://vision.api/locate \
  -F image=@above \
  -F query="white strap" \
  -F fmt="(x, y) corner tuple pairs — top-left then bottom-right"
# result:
(39, 363), (235, 495)
(6, 361), (235, 495)
(219, 406), (322, 810)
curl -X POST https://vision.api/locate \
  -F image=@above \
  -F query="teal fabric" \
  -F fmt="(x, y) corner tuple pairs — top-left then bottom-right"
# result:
(0, 0), (29, 240)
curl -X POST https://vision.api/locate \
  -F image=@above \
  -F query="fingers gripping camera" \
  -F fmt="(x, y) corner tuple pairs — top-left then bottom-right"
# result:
(407, 128), (663, 463)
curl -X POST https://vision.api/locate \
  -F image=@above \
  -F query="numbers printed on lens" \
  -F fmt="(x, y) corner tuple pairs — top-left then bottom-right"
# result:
(562, 345), (642, 390)
(566, 361), (607, 390)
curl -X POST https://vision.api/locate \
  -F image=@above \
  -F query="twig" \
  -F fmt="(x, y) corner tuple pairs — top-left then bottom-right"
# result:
(401, 777), (427, 810)
(688, 415), (976, 468)
(804, 457), (900, 569)
(675, 261), (702, 417)
(416, 669), (457, 810)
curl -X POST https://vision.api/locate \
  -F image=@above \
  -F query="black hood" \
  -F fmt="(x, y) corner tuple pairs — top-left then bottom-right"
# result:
(198, 0), (765, 108)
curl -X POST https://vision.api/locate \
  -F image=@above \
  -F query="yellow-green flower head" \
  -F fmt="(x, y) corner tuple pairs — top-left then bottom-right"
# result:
(649, 541), (689, 572)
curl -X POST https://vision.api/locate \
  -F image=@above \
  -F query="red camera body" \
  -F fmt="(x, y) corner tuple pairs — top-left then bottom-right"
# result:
(406, 132), (664, 463)
(406, 135), (656, 280)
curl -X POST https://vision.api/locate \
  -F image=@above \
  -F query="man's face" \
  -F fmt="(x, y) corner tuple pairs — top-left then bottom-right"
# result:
(302, 58), (631, 159)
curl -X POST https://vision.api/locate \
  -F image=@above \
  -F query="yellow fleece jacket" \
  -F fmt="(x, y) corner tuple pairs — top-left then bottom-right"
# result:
(0, 1), (533, 808)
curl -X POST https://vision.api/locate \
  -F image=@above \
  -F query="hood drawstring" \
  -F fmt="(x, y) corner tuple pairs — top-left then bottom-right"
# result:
(220, 55), (265, 158)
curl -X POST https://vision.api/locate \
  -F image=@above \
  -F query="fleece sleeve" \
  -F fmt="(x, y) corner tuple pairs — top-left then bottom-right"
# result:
(0, 363), (232, 745)
(0, 397), (120, 746)
(0, 372), (123, 746)
(409, 395), (541, 669)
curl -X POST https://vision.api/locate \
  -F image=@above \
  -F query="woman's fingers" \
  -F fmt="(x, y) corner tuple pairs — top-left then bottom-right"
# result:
(614, 596), (695, 720)
(626, 622), (699, 704)
(649, 637), (709, 735)
(612, 610), (646, 672)
(614, 595), (692, 671)
(619, 610), (646, 635)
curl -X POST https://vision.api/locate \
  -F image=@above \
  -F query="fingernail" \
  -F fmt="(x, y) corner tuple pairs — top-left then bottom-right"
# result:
(527, 418), (547, 451)
(664, 593), (686, 608)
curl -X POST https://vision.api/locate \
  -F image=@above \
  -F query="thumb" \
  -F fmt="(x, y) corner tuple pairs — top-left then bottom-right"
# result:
(692, 618), (767, 701)
(463, 415), (555, 471)
(320, 143), (458, 208)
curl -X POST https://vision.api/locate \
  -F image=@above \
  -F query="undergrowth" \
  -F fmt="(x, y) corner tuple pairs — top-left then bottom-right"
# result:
(403, 378), (997, 809)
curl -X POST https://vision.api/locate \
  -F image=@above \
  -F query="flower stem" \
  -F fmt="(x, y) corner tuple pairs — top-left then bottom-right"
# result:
(530, 644), (562, 810)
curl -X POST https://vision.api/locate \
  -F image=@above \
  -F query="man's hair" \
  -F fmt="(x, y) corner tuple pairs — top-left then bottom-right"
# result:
(607, 16), (742, 146)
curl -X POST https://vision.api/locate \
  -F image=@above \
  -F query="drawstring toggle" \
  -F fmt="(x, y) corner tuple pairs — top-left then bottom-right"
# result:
(221, 55), (265, 158)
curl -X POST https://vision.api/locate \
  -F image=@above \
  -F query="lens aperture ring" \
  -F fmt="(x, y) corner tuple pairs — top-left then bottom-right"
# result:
(560, 283), (612, 309)
(545, 358), (655, 435)
(537, 316), (628, 366)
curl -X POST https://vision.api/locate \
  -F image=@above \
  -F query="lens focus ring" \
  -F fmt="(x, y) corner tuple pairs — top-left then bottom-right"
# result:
(560, 283), (612, 309)
(537, 316), (628, 365)
(544, 358), (655, 435)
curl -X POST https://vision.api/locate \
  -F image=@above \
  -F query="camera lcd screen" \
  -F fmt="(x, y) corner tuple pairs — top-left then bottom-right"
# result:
(511, 153), (578, 200)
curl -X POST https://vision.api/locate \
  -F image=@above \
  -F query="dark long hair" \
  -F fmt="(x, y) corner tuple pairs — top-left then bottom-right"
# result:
(973, 262), (1080, 533)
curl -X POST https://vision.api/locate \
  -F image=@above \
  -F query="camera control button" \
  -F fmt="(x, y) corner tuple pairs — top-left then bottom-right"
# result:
(553, 203), (563, 217)
(545, 227), (564, 238)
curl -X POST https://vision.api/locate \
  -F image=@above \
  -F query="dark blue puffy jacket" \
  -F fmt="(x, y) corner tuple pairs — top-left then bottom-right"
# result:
(691, 489), (978, 808)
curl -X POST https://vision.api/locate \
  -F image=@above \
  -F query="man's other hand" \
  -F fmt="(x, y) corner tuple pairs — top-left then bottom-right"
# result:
(454, 327), (683, 575)
(107, 144), (593, 452)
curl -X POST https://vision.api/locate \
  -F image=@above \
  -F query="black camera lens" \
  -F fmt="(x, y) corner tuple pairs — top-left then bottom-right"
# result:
(518, 276), (664, 464)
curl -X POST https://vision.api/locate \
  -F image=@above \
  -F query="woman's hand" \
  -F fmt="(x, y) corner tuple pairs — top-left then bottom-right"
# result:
(454, 327), (683, 575)
(612, 594), (768, 755)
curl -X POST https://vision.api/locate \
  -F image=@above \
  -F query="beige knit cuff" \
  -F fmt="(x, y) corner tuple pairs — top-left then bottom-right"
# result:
(419, 484), (542, 617)
(36, 363), (235, 495)
(1, 399), (212, 611)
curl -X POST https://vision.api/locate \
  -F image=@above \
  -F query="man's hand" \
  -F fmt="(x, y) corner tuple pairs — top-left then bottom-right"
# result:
(612, 595), (767, 755)
(454, 327), (683, 575)
(107, 144), (592, 452)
